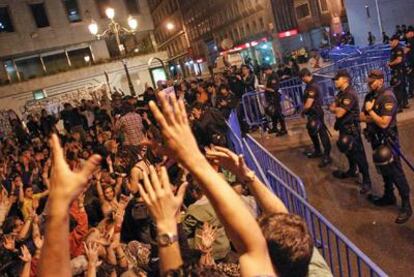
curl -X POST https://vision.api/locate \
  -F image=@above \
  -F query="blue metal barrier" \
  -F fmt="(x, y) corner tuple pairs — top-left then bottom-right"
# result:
(266, 171), (388, 277)
(242, 89), (304, 127)
(226, 112), (388, 276)
(244, 134), (308, 200)
(280, 77), (301, 88)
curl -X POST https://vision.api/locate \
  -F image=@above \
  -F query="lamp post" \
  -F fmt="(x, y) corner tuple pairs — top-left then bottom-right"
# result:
(88, 7), (138, 95)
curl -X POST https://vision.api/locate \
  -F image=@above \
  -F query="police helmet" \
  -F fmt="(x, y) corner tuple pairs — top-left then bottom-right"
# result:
(337, 135), (354, 154)
(306, 119), (321, 135)
(373, 145), (394, 165)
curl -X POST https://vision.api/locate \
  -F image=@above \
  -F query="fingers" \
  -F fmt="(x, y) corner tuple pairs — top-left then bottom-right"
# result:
(237, 154), (246, 165)
(176, 181), (188, 205)
(159, 166), (171, 193)
(157, 91), (177, 125)
(142, 173), (156, 201)
(178, 98), (189, 125)
(149, 166), (162, 194)
(80, 154), (102, 181)
(213, 146), (238, 158)
(137, 183), (150, 205)
(49, 134), (65, 168)
(169, 93), (182, 124)
(149, 101), (169, 132)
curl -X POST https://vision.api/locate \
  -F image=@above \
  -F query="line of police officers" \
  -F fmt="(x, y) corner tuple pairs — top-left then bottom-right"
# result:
(294, 66), (412, 224)
(259, 31), (414, 223)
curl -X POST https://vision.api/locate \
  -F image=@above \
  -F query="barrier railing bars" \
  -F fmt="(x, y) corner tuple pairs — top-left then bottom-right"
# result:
(266, 171), (388, 277)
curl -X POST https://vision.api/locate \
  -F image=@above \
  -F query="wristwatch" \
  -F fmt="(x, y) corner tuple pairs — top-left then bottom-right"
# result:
(156, 233), (178, 247)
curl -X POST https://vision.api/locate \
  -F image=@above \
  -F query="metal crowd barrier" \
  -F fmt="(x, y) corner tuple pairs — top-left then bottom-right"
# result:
(242, 90), (299, 127)
(244, 134), (308, 199)
(226, 124), (388, 276)
(280, 77), (301, 88)
(266, 171), (387, 277)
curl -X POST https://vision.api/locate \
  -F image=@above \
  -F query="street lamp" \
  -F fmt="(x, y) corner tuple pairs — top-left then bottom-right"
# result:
(88, 6), (138, 95)
(166, 22), (175, 31)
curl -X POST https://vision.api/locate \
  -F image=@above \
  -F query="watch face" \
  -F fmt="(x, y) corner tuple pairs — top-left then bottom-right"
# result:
(159, 234), (170, 245)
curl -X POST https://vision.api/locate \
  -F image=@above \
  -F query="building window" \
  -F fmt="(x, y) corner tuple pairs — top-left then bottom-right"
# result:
(42, 52), (69, 74)
(95, 0), (110, 18)
(67, 47), (93, 68)
(0, 6), (14, 32)
(63, 0), (81, 22)
(319, 0), (328, 12)
(15, 57), (45, 80)
(29, 3), (50, 28)
(295, 3), (311, 19)
(4, 60), (18, 82)
(259, 17), (265, 29)
(124, 0), (140, 15)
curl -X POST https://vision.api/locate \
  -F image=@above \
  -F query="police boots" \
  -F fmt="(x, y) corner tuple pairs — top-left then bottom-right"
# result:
(395, 200), (413, 224)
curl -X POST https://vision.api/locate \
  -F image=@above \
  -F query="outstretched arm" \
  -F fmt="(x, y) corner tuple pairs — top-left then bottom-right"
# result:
(38, 134), (100, 277)
(149, 93), (276, 276)
(205, 146), (288, 214)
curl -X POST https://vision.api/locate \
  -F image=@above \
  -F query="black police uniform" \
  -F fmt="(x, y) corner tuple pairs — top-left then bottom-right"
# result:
(303, 79), (331, 163)
(333, 86), (372, 190)
(265, 71), (287, 134)
(390, 45), (407, 108)
(363, 87), (412, 223)
(405, 36), (414, 98)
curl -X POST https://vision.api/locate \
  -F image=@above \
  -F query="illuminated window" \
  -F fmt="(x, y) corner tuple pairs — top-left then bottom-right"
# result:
(63, 0), (81, 22)
(0, 6), (14, 32)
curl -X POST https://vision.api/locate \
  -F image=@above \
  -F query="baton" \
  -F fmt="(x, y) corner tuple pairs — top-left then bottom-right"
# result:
(387, 138), (414, 172)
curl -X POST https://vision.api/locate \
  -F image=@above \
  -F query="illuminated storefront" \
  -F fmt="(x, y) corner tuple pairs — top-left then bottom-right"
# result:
(219, 37), (276, 66)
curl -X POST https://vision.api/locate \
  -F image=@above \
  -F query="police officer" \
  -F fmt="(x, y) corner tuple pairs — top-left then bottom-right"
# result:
(361, 70), (412, 224)
(329, 70), (372, 194)
(389, 35), (408, 112)
(404, 26), (414, 99)
(299, 68), (332, 168)
(263, 64), (287, 136)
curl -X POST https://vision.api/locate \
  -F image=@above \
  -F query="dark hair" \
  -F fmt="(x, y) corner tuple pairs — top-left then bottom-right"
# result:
(121, 103), (135, 114)
(191, 102), (205, 112)
(258, 213), (314, 277)
(164, 264), (226, 277)
(218, 84), (229, 92)
(299, 68), (312, 78)
(2, 216), (20, 234)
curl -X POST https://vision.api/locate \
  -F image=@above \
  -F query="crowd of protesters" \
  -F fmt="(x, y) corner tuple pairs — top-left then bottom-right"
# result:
(0, 63), (333, 277)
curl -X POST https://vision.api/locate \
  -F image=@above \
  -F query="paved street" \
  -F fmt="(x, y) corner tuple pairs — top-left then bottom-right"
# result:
(254, 106), (414, 276)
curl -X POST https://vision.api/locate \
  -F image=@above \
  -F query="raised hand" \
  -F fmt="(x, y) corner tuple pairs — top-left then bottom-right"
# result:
(149, 92), (202, 166)
(19, 245), (32, 263)
(83, 242), (100, 266)
(3, 235), (15, 251)
(137, 166), (188, 233)
(196, 222), (217, 253)
(205, 146), (254, 182)
(48, 134), (101, 210)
